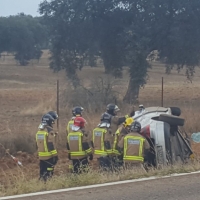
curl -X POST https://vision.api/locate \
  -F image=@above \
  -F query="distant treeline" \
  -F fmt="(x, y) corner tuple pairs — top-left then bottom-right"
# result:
(0, 13), (49, 66)
(1, 0), (200, 103)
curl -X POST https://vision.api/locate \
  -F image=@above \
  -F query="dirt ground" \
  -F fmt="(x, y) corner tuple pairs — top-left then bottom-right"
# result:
(1, 50), (200, 182)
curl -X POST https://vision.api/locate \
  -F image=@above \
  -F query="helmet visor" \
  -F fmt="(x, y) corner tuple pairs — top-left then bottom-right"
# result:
(114, 105), (120, 112)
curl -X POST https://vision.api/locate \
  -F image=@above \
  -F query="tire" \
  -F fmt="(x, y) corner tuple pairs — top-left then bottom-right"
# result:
(170, 107), (181, 116)
(159, 114), (185, 126)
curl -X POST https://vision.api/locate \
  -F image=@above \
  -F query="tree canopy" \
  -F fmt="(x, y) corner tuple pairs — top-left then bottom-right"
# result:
(0, 13), (48, 65)
(39, 0), (200, 103)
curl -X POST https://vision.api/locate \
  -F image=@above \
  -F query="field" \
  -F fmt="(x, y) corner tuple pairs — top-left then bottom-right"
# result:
(1, 50), (200, 196)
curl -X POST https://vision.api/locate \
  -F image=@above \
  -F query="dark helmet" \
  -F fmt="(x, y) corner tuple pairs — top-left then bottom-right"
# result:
(72, 106), (84, 116)
(42, 114), (55, 127)
(106, 104), (120, 116)
(130, 121), (141, 133)
(47, 111), (58, 120)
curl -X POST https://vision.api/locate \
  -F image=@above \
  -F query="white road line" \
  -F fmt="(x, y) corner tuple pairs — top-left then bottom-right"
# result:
(1, 170), (200, 200)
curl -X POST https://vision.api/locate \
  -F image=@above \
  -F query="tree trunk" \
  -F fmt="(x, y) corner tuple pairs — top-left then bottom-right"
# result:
(123, 79), (140, 104)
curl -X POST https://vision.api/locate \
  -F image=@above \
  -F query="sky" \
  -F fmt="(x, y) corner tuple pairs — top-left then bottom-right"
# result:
(0, 0), (45, 17)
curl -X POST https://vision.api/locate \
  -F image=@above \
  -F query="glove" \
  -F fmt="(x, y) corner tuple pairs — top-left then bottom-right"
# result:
(89, 154), (93, 161)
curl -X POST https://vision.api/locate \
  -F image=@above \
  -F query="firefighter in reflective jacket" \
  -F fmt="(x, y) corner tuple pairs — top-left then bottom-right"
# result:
(97, 104), (135, 166)
(112, 117), (134, 167)
(66, 107), (84, 136)
(66, 106), (84, 172)
(36, 113), (58, 181)
(104, 104), (135, 135)
(93, 123), (110, 170)
(67, 116), (93, 173)
(117, 121), (150, 169)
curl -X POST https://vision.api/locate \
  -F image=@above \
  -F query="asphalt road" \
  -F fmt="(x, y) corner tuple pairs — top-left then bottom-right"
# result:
(8, 173), (200, 200)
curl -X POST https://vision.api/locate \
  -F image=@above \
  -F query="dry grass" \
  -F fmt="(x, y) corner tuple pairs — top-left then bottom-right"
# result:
(1, 161), (200, 197)
(0, 133), (36, 156)
(20, 97), (56, 116)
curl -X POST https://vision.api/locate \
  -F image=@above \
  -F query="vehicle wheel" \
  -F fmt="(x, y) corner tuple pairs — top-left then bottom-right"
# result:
(159, 114), (185, 126)
(170, 107), (181, 116)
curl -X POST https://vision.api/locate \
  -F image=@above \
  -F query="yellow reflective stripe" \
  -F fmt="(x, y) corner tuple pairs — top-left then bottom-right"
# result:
(38, 152), (52, 156)
(124, 156), (144, 162)
(139, 139), (143, 157)
(70, 152), (86, 155)
(113, 129), (120, 152)
(67, 120), (74, 134)
(124, 135), (128, 157)
(47, 168), (54, 171)
(43, 132), (48, 152)
(124, 136), (145, 161)
(78, 133), (83, 152)
(116, 129), (120, 135)
(106, 150), (113, 154)
(51, 150), (57, 155)
(113, 149), (120, 155)
(85, 148), (92, 154)
(101, 131), (104, 151)
(70, 151), (86, 156)
(94, 150), (107, 156)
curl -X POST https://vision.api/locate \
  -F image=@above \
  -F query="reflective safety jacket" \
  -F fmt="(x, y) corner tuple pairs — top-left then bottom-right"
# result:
(117, 132), (150, 163)
(67, 131), (92, 159)
(113, 127), (128, 156)
(93, 127), (108, 158)
(36, 127), (58, 160)
(99, 108), (135, 156)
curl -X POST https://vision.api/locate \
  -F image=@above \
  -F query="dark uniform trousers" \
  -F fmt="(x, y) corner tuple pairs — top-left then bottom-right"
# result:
(39, 157), (58, 181)
(72, 157), (89, 174)
(98, 156), (111, 171)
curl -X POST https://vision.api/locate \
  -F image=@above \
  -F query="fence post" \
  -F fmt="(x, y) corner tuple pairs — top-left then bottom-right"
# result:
(161, 77), (164, 107)
(57, 79), (60, 131)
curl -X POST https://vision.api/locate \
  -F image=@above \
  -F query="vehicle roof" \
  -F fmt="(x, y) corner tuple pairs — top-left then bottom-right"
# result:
(133, 106), (169, 120)
(145, 107), (168, 112)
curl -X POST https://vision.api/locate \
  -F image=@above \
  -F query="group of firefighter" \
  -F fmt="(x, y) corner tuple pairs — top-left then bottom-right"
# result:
(36, 104), (151, 181)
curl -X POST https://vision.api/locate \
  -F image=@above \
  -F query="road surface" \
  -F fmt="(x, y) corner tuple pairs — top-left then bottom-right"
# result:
(4, 173), (200, 200)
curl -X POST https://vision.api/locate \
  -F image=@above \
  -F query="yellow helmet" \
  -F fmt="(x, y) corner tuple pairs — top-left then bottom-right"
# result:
(123, 117), (134, 127)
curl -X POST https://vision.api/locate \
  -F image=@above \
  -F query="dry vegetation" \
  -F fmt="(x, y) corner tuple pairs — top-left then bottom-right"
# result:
(1, 161), (200, 197)
(1, 50), (200, 196)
